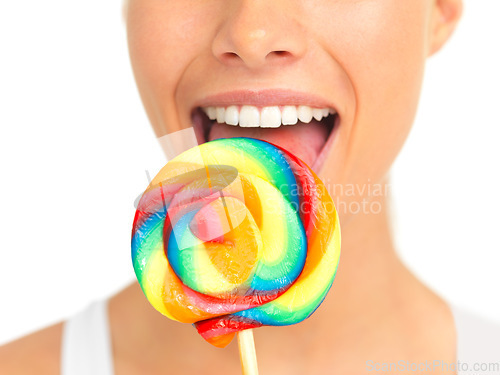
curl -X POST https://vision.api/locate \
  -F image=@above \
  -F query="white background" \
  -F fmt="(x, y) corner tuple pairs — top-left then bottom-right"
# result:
(0, 1), (499, 345)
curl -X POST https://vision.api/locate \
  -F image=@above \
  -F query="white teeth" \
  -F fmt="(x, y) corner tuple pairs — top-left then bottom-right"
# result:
(260, 106), (281, 128)
(312, 108), (324, 121)
(206, 107), (217, 120)
(297, 105), (313, 123)
(239, 105), (260, 127)
(216, 107), (225, 123)
(201, 105), (334, 128)
(224, 105), (239, 125)
(282, 106), (298, 125)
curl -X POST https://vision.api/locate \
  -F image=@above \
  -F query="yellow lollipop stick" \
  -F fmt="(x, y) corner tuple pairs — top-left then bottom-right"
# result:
(237, 329), (259, 375)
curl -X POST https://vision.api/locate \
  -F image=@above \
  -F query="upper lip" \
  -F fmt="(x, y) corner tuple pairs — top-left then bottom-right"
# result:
(192, 88), (336, 111)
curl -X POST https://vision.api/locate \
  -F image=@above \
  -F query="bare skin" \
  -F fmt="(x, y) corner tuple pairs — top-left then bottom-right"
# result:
(0, 0), (462, 373)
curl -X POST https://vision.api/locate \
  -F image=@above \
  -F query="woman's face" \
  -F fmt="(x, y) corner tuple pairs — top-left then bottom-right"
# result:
(125, 0), (458, 223)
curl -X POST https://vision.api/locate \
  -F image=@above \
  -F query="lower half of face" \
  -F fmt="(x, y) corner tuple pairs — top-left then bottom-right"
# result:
(126, 0), (433, 224)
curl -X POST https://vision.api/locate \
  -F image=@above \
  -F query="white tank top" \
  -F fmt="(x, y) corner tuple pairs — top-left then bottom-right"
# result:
(60, 300), (500, 375)
(60, 300), (114, 375)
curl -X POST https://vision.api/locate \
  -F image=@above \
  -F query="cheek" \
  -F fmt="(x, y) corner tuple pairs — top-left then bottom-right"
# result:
(330, 2), (429, 164)
(126, 1), (216, 123)
(315, 1), (431, 216)
(341, 2), (429, 117)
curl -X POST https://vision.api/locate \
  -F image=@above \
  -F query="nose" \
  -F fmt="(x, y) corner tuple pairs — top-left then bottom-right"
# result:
(212, 0), (307, 70)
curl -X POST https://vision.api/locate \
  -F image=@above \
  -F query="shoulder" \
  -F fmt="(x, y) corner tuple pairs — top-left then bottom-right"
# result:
(0, 323), (62, 374)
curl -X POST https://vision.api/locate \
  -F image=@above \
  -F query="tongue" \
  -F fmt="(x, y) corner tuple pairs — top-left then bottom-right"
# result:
(208, 119), (329, 167)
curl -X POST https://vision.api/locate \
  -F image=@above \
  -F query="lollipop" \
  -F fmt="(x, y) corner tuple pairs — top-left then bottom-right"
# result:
(131, 137), (341, 351)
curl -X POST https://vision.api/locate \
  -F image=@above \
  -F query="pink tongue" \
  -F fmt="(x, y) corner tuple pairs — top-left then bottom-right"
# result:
(208, 119), (329, 167)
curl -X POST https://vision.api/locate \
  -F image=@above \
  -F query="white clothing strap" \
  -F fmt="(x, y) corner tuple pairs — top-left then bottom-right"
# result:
(60, 300), (114, 375)
(450, 303), (500, 375)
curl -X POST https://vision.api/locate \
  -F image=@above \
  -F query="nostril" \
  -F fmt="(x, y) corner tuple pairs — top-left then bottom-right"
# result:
(219, 52), (242, 65)
(266, 50), (293, 61)
(224, 52), (239, 59)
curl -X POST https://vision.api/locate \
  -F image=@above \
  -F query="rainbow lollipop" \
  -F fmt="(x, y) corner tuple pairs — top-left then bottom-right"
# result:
(131, 137), (341, 352)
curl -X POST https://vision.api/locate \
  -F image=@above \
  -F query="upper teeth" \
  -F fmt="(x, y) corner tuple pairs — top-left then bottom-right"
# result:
(201, 105), (335, 128)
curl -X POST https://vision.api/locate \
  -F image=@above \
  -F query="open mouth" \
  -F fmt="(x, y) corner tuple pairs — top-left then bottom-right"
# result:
(190, 105), (340, 172)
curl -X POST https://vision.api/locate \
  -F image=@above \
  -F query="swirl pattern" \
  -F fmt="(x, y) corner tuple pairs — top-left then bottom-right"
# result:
(131, 137), (341, 347)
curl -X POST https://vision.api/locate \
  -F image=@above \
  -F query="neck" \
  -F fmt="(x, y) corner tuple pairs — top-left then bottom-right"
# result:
(285, 178), (412, 339)
(323, 182), (404, 315)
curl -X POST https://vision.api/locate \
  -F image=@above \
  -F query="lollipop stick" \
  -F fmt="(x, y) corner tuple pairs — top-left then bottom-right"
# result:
(237, 329), (259, 375)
